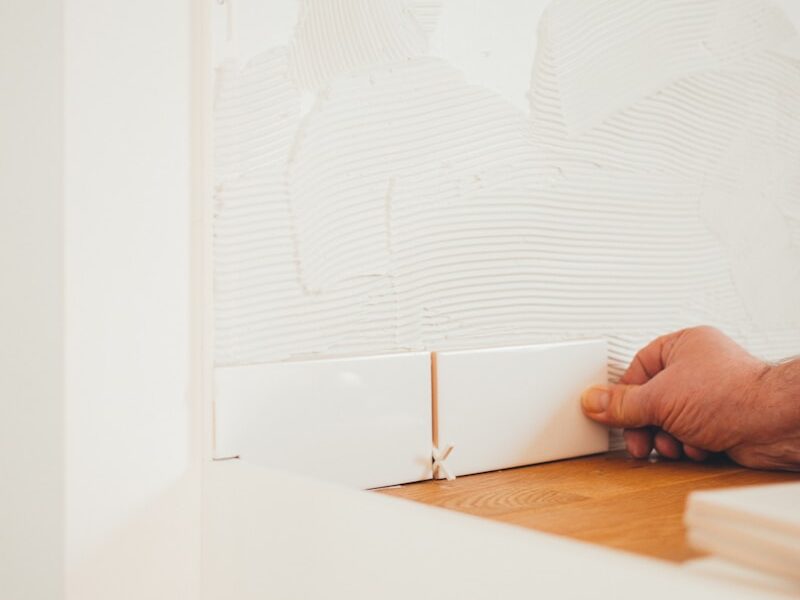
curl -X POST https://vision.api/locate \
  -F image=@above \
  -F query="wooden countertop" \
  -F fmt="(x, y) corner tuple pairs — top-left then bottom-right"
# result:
(376, 450), (799, 562)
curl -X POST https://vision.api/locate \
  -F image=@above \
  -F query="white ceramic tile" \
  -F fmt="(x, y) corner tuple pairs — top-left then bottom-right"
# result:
(686, 525), (800, 585)
(687, 482), (800, 534)
(684, 557), (800, 598)
(685, 482), (800, 583)
(214, 353), (432, 488)
(434, 340), (609, 477)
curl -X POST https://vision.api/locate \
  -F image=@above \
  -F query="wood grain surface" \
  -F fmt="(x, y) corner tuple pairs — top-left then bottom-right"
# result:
(376, 451), (799, 562)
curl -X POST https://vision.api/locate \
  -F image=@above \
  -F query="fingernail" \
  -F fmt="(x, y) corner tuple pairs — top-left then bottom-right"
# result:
(582, 385), (610, 413)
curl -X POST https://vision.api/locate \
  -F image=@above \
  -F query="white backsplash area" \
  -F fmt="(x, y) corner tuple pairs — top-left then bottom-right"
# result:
(212, 0), (800, 381)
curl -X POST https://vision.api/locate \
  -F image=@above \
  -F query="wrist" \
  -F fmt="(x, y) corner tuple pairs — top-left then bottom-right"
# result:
(749, 359), (800, 427)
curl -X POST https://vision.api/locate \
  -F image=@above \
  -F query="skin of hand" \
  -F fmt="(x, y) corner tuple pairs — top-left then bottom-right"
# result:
(581, 326), (800, 471)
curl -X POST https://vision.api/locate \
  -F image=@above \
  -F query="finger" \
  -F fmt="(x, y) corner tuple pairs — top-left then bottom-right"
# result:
(619, 331), (680, 385)
(623, 428), (654, 459)
(581, 383), (659, 428)
(683, 444), (709, 462)
(654, 430), (682, 459)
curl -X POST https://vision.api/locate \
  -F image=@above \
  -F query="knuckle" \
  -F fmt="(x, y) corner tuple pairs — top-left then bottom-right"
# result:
(727, 447), (757, 469)
(692, 325), (721, 337)
(612, 385), (632, 422)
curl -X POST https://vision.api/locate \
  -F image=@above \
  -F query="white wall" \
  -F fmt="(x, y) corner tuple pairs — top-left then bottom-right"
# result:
(212, 0), (800, 378)
(0, 2), (65, 598)
(63, 1), (201, 598)
(2, 2), (202, 597)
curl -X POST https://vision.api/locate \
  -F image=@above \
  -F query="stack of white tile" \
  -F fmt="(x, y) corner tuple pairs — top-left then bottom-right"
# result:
(685, 482), (800, 585)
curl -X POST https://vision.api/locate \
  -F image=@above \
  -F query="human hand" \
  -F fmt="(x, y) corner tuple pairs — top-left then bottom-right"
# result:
(581, 326), (800, 471)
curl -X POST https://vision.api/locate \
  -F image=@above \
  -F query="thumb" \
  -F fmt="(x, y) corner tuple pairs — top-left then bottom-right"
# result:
(581, 383), (658, 428)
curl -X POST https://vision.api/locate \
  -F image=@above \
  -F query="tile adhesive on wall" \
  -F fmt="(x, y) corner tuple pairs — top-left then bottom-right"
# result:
(213, 0), (800, 380)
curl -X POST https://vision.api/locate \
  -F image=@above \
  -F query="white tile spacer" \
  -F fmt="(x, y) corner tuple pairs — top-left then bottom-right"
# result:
(432, 444), (456, 481)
